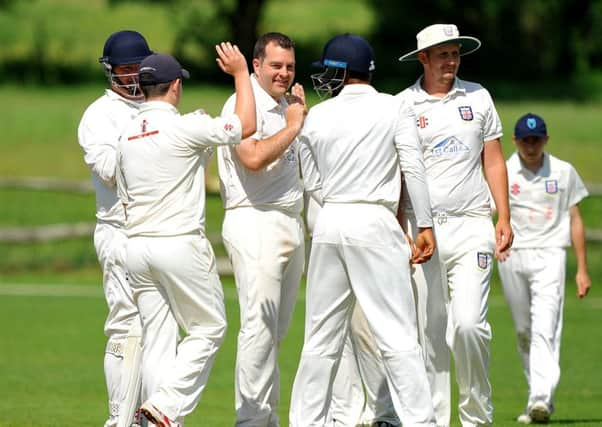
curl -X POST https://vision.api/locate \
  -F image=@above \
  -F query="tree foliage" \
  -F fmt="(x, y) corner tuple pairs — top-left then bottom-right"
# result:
(109, 0), (265, 79)
(367, 0), (602, 86)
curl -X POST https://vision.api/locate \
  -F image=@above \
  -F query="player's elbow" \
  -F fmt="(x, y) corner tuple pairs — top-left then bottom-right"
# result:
(240, 121), (256, 140)
(240, 156), (266, 171)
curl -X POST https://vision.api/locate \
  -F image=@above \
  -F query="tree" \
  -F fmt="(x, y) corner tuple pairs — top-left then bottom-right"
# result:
(110, 0), (266, 79)
(367, 0), (602, 94)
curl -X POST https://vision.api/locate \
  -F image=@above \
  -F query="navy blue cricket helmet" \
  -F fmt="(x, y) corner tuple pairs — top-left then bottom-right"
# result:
(99, 30), (153, 66)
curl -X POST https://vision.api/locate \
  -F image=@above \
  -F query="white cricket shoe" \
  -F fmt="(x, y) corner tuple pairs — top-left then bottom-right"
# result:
(139, 402), (181, 427)
(529, 401), (551, 424)
(517, 412), (532, 424)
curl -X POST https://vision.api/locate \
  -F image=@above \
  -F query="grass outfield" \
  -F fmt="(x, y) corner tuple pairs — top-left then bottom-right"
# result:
(1, 84), (602, 182)
(0, 277), (600, 427)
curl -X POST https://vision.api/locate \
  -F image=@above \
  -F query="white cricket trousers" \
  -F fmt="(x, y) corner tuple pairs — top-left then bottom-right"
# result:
(94, 222), (140, 427)
(222, 207), (305, 427)
(126, 233), (227, 422)
(407, 216), (451, 427)
(498, 247), (566, 411)
(434, 215), (495, 427)
(330, 304), (402, 427)
(329, 214), (451, 427)
(289, 203), (436, 427)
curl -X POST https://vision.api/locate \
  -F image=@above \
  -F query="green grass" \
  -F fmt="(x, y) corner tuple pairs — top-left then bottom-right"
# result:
(1, 83), (602, 182)
(0, 191), (228, 275)
(0, 275), (600, 426)
(0, 0), (374, 85)
(496, 101), (602, 183)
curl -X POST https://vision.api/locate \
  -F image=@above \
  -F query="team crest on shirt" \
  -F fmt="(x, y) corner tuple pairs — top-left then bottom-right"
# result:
(511, 183), (520, 195)
(283, 147), (297, 163)
(417, 115), (429, 129)
(432, 136), (470, 157)
(458, 106), (474, 121)
(477, 252), (490, 270)
(545, 179), (558, 194)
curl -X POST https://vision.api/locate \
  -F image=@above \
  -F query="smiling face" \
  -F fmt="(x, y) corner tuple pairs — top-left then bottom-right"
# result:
(514, 135), (548, 172)
(253, 41), (295, 100)
(419, 42), (461, 87)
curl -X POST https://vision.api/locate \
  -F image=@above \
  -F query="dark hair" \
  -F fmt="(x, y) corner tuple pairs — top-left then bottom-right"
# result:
(347, 70), (372, 82)
(141, 81), (172, 99)
(253, 32), (295, 60)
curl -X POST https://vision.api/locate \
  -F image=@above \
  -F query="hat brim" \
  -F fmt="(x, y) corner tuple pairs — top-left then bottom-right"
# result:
(181, 69), (190, 79)
(398, 36), (481, 62)
(515, 131), (548, 139)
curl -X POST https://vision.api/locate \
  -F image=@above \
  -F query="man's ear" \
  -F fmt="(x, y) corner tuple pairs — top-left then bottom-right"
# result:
(170, 79), (181, 94)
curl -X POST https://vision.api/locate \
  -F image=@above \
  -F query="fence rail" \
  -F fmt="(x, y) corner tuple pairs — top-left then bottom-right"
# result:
(1, 177), (601, 243)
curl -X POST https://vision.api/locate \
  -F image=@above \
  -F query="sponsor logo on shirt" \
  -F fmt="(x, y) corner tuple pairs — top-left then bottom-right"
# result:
(511, 183), (520, 195)
(417, 115), (429, 129)
(545, 179), (558, 194)
(458, 106), (474, 121)
(477, 252), (490, 270)
(432, 136), (470, 157)
(224, 123), (234, 132)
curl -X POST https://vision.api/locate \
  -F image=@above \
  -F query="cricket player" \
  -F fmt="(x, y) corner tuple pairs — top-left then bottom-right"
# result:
(77, 29), (152, 427)
(396, 24), (513, 426)
(290, 33), (437, 427)
(498, 113), (591, 424)
(217, 32), (306, 426)
(116, 46), (256, 427)
(326, 177), (446, 427)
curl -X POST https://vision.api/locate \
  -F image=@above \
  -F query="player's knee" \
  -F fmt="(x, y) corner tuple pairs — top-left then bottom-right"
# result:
(212, 319), (228, 346)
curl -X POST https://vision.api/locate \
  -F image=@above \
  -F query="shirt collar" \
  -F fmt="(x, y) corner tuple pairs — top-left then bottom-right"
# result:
(105, 88), (143, 108)
(251, 74), (287, 112)
(511, 151), (551, 177)
(409, 76), (466, 103)
(338, 83), (378, 96)
(139, 100), (179, 114)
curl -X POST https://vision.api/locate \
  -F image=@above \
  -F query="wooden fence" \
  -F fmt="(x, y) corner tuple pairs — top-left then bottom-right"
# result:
(1, 177), (601, 244)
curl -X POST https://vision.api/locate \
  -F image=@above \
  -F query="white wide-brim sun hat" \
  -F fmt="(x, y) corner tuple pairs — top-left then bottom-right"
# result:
(399, 24), (481, 62)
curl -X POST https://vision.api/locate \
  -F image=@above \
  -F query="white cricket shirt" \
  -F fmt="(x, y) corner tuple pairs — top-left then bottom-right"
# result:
(397, 77), (503, 217)
(217, 75), (303, 214)
(78, 89), (141, 226)
(117, 101), (242, 237)
(506, 152), (588, 248)
(298, 84), (432, 227)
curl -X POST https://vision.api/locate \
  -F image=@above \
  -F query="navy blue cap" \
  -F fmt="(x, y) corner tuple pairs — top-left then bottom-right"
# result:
(99, 30), (152, 66)
(514, 113), (547, 139)
(313, 33), (376, 74)
(139, 54), (190, 85)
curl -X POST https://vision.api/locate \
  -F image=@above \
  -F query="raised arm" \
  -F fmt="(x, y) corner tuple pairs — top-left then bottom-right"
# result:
(570, 204), (591, 298)
(215, 42), (256, 138)
(236, 83), (306, 171)
(483, 138), (513, 257)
